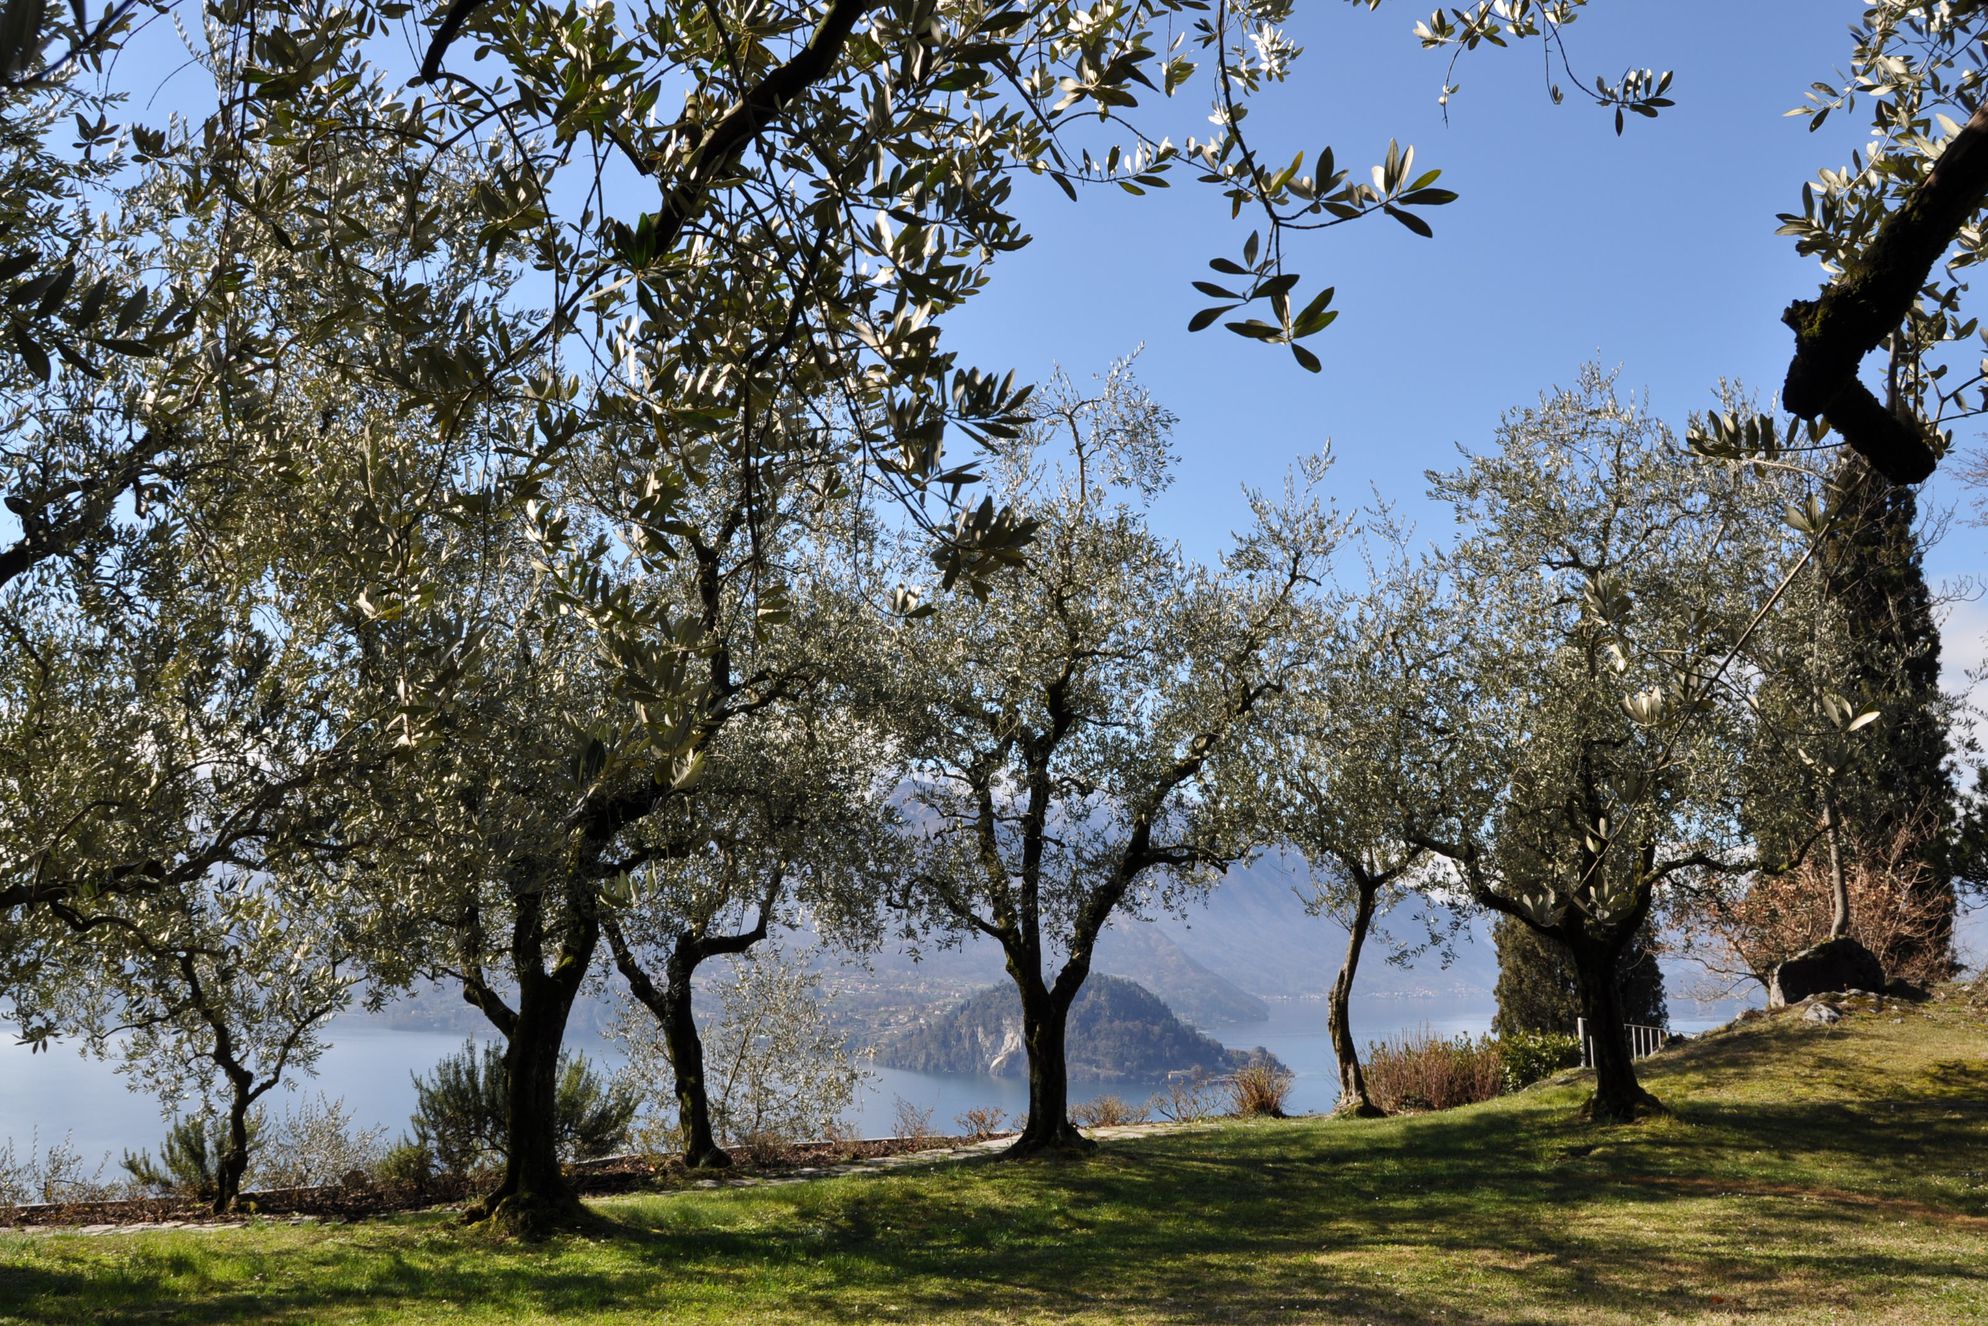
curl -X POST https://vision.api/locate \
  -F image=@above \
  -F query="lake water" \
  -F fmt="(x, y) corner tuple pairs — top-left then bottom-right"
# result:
(0, 993), (1747, 1166)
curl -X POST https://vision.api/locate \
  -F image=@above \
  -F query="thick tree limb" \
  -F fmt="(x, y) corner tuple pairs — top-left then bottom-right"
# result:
(418, 0), (874, 262)
(416, 0), (493, 84)
(643, 0), (875, 254)
(1781, 100), (1988, 485)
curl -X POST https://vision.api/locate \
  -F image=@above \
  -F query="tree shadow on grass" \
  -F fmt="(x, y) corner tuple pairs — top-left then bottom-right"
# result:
(581, 1100), (1987, 1324)
(8, 1026), (1988, 1324)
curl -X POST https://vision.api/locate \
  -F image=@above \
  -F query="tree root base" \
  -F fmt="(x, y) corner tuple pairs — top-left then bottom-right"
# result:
(684, 1146), (734, 1171)
(1577, 1087), (1668, 1125)
(463, 1187), (588, 1241)
(1003, 1127), (1098, 1159)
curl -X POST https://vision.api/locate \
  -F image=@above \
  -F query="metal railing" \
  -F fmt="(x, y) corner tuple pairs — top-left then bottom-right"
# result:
(1574, 1017), (1667, 1068)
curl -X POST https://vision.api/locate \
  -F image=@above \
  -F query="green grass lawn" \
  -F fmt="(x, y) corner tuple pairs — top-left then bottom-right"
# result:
(5, 993), (1986, 1324)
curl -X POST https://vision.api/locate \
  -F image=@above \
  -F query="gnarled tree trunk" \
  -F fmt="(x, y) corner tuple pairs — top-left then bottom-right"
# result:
(1328, 879), (1384, 1117)
(605, 902), (772, 1170)
(214, 1075), (255, 1214)
(486, 972), (580, 1232)
(1568, 933), (1662, 1123)
(466, 887), (600, 1238)
(658, 949), (729, 1168)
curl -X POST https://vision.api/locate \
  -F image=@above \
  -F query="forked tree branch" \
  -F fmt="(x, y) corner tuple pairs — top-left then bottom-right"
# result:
(1782, 99), (1988, 484)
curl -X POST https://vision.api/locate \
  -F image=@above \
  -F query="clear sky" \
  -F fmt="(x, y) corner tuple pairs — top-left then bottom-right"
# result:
(936, 1), (1988, 708)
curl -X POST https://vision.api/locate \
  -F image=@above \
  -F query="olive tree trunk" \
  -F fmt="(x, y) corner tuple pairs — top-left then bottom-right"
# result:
(1328, 879), (1384, 1117)
(213, 1070), (254, 1214)
(1007, 978), (1092, 1156)
(479, 968), (585, 1234)
(658, 952), (729, 1168)
(605, 908), (770, 1170)
(1569, 933), (1662, 1123)
(466, 888), (600, 1238)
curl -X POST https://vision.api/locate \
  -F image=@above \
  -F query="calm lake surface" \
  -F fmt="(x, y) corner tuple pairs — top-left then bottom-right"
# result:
(0, 993), (1746, 1165)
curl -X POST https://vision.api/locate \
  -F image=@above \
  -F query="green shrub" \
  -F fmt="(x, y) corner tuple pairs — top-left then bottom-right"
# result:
(121, 1114), (255, 1200)
(1496, 1029), (1581, 1092)
(372, 1138), (437, 1191)
(411, 1043), (506, 1176)
(410, 1040), (640, 1177)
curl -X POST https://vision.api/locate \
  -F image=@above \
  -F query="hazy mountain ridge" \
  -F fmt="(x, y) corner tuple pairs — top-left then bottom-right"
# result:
(806, 921), (1267, 1050)
(1141, 852), (1498, 1000)
(355, 858), (1497, 1044)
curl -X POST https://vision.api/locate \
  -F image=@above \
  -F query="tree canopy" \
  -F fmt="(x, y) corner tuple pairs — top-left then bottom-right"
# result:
(2, 0), (1985, 1237)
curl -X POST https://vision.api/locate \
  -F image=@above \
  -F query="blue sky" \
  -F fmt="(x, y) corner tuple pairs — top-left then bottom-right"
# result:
(937, 1), (1988, 707)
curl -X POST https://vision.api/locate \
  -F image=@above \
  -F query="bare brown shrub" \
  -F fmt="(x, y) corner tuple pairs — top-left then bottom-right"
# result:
(1227, 1061), (1294, 1119)
(953, 1107), (1009, 1140)
(729, 1129), (796, 1167)
(1363, 1029), (1502, 1113)
(890, 1096), (935, 1142)
(1677, 815), (1955, 989)
(1069, 1095), (1148, 1128)
(1149, 1071), (1224, 1123)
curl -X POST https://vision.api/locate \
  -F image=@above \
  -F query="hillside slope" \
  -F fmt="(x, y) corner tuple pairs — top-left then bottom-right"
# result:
(8, 984), (1986, 1325)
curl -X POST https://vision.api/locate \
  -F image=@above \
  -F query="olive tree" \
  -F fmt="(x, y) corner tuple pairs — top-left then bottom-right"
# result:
(353, 533), (700, 1233)
(0, 34), (528, 994)
(1250, 535), (1454, 1117)
(614, 945), (870, 1157)
(1736, 567), (1897, 949)
(355, 383), (883, 1230)
(1411, 368), (1788, 1122)
(602, 679), (899, 1169)
(887, 363), (1341, 1154)
(0, 545), (379, 1211)
(77, 862), (361, 1213)
(5, 0), (1608, 630)
(0, 0), (522, 592)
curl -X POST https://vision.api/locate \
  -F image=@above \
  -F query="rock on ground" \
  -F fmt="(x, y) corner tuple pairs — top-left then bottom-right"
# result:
(1769, 936), (1887, 1008)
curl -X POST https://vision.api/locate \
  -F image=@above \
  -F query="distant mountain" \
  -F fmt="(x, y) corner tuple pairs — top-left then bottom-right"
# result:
(876, 975), (1280, 1081)
(1146, 851), (1498, 1000)
(813, 916), (1268, 1050)
(1092, 924), (1268, 1027)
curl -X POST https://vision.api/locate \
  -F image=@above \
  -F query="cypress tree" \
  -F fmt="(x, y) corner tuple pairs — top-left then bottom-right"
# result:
(1816, 454), (1956, 978)
(1955, 766), (1988, 901)
(1491, 913), (1667, 1038)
